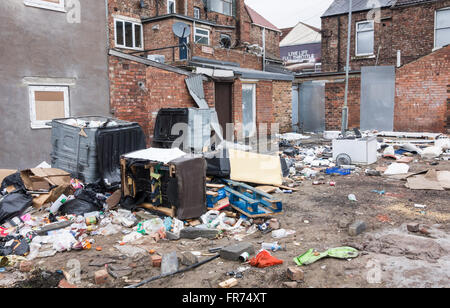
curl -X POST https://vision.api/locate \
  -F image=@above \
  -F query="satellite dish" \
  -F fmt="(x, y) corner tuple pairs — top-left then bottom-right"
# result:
(173, 22), (191, 38)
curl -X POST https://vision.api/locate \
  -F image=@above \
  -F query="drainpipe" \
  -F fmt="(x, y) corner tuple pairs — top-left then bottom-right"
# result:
(105, 0), (112, 115)
(262, 27), (266, 71)
(342, 0), (352, 137)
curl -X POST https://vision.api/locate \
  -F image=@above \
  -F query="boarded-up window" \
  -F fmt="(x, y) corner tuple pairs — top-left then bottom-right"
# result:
(23, 0), (65, 12)
(29, 86), (69, 129)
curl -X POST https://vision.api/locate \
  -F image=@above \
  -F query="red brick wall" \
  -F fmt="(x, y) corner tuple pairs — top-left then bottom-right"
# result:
(324, 76), (361, 130)
(272, 81), (292, 133)
(109, 0), (275, 69)
(249, 24), (280, 58)
(321, 0), (450, 73)
(394, 45), (450, 133)
(109, 56), (213, 143)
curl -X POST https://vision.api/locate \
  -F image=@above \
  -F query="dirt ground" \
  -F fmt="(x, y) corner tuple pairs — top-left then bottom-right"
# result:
(1, 151), (449, 288)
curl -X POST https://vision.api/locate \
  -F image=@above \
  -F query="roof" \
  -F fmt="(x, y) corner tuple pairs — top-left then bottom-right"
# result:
(190, 57), (294, 81)
(322, 0), (396, 18)
(245, 5), (280, 32)
(280, 27), (294, 41)
(280, 22), (322, 47)
(394, 0), (438, 7)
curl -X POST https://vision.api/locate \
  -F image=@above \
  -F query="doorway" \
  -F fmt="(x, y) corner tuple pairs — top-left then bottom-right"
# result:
(215, 82), (233, 139)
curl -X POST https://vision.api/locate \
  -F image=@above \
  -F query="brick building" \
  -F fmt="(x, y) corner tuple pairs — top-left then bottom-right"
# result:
(294, 0), (450, 133)
(108, 0), (293, 143)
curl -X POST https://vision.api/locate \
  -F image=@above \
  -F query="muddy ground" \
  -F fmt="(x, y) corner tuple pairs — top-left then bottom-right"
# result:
(1, 157), (449, 288)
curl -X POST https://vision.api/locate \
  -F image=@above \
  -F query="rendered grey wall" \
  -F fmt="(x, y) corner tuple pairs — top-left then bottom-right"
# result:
(0, 0), (110, 169)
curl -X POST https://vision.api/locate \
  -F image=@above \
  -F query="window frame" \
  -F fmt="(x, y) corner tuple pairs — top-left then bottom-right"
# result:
(23, 0), (66, 12)
(209, 0), (233, 16)
(114, 18), (144, 51)
(194, 27), (210, 45)
(194, 7), (201, 19)
(167, 0), (176, 14)
(355, 20), (375, 57)
(241, 83), (257, 138)
(29, 85), (70, 129)
(434, 7), (450, 49)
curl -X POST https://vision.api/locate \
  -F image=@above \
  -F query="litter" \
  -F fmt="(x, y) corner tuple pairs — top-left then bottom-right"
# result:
(248, 250), (283, 268)
(293, 247), (359, 266)
(384, 163), (410, 175)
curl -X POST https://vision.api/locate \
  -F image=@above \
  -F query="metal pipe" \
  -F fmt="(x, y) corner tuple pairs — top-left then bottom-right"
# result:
(342, 0), (353, 137)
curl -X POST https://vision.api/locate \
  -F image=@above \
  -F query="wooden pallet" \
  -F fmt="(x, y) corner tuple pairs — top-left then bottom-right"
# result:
(223, 179), (282, 218)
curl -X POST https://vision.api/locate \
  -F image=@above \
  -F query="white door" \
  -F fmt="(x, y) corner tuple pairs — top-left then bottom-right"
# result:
(242, 83), (256, 137)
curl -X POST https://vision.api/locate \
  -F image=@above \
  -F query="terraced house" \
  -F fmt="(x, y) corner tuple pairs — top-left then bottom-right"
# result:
(294, 0), (450, 134)
(107, 0), (294, 142)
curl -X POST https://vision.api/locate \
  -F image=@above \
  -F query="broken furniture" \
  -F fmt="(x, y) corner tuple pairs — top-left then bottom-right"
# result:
(332, 136), (377, 165)
(222, 179), (282, 218)
(120, 148), (207, 220)
(152, 108), (215, 153)
(50, 116), (146, 188)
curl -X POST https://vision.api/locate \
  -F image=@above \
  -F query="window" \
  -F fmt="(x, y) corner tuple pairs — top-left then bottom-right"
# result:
(194, 7), (201, 19)
(208, 0), (233, 16)
(242, 84), (256, 138)
(194, 27), (210, 45)
(115, 18), (143, 50)
(220, 34), (232, 48)
(29, 86), (70, 129)
(23, 0), (65, 12)
(356, 21), (374, 56)
(167, 0), (175, 14)
(435, 7), (450, 49)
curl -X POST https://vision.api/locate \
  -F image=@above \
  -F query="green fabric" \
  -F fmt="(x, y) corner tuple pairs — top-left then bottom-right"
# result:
(294, 247), (359, 266)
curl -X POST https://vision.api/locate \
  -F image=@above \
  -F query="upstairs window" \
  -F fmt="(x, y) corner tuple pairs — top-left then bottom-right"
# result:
(167, 0), (175, 14)
(356, 21), (374, 56)
(208, 0), (233, 16)
(23, 0), (65, 12)
(194, 7), (201, 19)
(115, 18), (143, 50)
(194, 28), (210, 45)
(435, 7), (450, 49)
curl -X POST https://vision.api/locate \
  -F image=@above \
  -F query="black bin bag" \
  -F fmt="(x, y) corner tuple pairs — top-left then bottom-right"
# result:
(0, 191), (33, 225)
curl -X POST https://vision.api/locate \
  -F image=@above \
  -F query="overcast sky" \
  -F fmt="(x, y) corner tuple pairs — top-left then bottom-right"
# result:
(245, 0), (335, 29)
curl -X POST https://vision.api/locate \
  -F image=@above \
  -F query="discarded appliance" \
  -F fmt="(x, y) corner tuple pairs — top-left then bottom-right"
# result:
(222, 179), (282, 218)
(332, 136), (377, 165)
(152, 108), (215, 153)
(120, 148), (207, 220)
(50, 116), (146, 188)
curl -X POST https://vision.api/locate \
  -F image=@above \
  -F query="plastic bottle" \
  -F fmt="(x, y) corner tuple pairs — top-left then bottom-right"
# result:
(49, 194), (68, 214)
(261, 242), (283, 252)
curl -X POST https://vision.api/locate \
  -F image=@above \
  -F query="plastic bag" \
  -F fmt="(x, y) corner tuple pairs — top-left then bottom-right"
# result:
(249, 250), (283, 268)
(136, 218), (164, 235)
(0, 190), (33, 224)
(293, 247), (359, 266)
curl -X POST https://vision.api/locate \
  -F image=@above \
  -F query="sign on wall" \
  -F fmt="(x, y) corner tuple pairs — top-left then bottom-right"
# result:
(280, 43), (321, 64)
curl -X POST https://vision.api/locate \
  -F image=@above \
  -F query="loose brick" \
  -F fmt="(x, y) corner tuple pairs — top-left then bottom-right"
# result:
(94, 269), (109, 285)
(151, 254), (162, 267)
(287, 267), (304, 281)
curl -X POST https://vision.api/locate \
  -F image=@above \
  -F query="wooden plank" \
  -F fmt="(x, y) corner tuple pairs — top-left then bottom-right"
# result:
(255, 186), (277, 194)
(207, 191), (219, 197)
(206, 183), (225, 189)
(139, 203), (175, 217)
(229, 204), (280, 218)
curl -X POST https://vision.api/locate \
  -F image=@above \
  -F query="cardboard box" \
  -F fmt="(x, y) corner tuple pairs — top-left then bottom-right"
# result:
(20, 168), (72, 208)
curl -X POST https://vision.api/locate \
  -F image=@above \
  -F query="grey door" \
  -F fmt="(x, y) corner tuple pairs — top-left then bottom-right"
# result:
(299, 81), (325, 132)
(360, 66), (395, 131)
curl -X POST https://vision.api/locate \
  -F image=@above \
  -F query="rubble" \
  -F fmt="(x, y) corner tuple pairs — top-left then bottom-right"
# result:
(0, 128), (448, 289)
